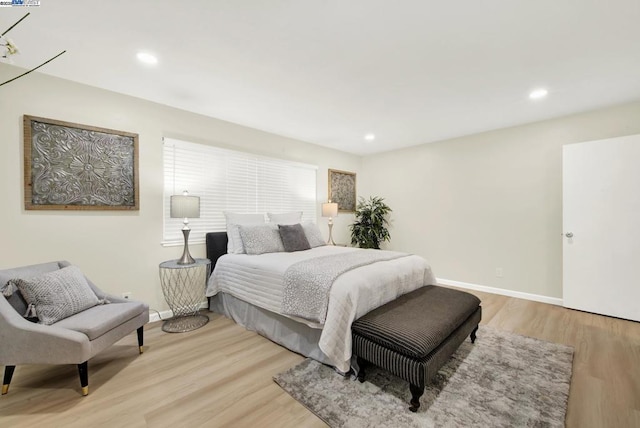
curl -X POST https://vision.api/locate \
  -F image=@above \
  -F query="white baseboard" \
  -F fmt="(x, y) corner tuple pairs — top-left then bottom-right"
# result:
(436, 278), (563, 306)
(149, 301), (209, 323)
(149, 285), (563, 322)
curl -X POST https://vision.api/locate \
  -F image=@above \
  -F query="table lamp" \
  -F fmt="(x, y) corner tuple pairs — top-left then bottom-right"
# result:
(322, 201), (338, 245)
(170, 190), (200, 264)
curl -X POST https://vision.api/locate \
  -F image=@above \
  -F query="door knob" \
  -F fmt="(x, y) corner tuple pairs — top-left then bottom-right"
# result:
(565, 232), (573, 238)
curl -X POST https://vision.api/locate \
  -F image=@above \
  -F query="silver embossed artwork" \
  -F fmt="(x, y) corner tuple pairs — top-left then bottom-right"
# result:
(24, 115), (139, 210)
(328, 169), (356, 212)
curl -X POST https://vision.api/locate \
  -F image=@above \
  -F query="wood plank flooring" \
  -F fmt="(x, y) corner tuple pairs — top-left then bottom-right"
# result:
(1, 289), (639, 427)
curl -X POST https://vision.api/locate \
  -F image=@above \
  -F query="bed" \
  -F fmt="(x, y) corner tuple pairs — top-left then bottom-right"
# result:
(205, 231), (436, 373)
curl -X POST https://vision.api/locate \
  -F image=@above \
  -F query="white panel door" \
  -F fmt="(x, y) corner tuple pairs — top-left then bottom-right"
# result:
(563, 134), (640, 322)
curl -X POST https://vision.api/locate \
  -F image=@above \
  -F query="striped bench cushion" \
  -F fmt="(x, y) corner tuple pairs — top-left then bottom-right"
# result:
(352, 285), (481, 360)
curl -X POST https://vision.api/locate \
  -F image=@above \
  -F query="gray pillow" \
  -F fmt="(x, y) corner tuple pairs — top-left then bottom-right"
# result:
(0, 261), (64, 317)
(13, 265), (100, 325)
(278, 223), (311, 252)
(1, 280), (31, 320)
(239, 224), (285, 255)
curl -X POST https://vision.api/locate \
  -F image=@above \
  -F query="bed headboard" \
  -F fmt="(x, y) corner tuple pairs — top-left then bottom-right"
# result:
(205, 232), (228, 269)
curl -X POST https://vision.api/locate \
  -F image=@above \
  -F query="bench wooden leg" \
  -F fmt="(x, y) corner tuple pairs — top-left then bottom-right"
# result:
(470, 325), (479, 344)
(409, 383), (424, 412)
(356, 356), (367, 383)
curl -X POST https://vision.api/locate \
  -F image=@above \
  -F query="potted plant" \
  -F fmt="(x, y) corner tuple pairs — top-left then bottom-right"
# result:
(350, 196), (392, 249)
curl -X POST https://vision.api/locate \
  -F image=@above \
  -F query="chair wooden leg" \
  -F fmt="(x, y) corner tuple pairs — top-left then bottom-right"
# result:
(137, 326), (144, 354)
(2, 365), (15, 395)
(77, 362), (88, 396)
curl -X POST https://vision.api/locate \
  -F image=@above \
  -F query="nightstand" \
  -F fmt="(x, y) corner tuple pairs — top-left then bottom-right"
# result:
(159, 258), (211, 333)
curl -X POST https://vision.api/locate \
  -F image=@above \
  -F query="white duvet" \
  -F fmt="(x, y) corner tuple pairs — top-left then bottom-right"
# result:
(206, 246), (436, 372)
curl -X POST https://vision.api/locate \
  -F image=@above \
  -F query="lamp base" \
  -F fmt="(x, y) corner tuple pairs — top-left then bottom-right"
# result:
(327, 221), (336, 246)
(177, 228), (195, 265)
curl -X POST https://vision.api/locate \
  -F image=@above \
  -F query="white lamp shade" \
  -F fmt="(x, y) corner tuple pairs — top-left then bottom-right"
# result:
(322, 202), (338, 218)
(170, 195), (200, 218)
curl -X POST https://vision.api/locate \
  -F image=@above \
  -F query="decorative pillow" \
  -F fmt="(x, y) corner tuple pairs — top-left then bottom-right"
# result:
(224, 212), (265, 254)
(278, 223), (311, 252)
(1, 280), (17, 297)
(0, 261), (63, 317)
(239, 224), (285, 255)
(301, 222), (327, 248)
(13, 265), (101, 325)
(267, 211), (303, 225)
(1, 280), (34, 321)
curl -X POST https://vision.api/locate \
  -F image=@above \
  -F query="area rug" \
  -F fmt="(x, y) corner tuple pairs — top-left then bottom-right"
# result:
(273, 326), (573, 427)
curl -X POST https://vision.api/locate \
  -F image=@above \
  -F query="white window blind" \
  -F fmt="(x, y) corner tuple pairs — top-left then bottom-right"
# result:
(163, 138), (318, 245)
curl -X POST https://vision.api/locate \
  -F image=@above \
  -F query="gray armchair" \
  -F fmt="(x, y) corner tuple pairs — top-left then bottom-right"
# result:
(0, 261), (149, 396)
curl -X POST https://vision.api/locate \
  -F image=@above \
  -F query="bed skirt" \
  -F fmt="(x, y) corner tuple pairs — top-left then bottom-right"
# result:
(208, 292), (333, 366)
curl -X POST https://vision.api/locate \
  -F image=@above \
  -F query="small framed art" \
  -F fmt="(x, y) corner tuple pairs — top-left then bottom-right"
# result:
(328, 168), (356, 212)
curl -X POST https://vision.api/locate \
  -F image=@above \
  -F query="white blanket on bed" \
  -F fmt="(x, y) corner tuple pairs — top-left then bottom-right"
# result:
(282, 249), (409, 323)
(206, 246), (436, 372)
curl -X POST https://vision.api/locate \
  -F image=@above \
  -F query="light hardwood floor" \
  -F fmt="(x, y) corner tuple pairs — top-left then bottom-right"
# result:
(1, 289), (639, 427)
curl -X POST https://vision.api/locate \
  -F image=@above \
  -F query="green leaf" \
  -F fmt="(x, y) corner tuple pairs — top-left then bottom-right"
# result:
(350, 196), (392, 249)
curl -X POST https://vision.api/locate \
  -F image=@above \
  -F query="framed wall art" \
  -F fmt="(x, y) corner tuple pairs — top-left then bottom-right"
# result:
(23, 115), (139, 210)
(328, 168), (356, 212)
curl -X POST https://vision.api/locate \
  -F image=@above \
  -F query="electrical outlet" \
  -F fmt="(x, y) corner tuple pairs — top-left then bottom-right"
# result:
(495, 268), (503, 278)
(122, 292), (132, 300)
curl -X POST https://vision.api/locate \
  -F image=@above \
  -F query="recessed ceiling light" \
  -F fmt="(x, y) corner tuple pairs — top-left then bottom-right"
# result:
(136, 52), (158, 65)
(364, 133), (376, 141)
(529, 88), (548, 100)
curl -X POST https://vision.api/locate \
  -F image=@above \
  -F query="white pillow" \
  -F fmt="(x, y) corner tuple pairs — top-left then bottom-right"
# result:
(224, 212), (265, 254)
(267, 211), (303, 225)
(301, 222), (327, 248)
(239, 224), (285, 255)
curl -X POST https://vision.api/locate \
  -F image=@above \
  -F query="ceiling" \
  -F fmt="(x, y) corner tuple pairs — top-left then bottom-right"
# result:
(2, 1), (640, 155)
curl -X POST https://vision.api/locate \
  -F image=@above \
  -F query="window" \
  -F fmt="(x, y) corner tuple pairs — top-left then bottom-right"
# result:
(163, 138), (318, 245)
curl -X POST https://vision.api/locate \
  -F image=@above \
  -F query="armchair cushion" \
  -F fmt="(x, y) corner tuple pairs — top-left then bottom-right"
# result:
(53, 301), (147, 340)
(14, 265), (100, 325)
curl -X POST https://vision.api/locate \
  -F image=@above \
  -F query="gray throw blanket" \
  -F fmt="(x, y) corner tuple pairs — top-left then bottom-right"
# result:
(281, 249), (409, 323)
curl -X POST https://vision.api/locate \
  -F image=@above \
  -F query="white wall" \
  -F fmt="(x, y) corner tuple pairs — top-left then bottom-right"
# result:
(360, 100), (640, 300)
(4, 66), (640, 308)
(0, 67), (360, 312)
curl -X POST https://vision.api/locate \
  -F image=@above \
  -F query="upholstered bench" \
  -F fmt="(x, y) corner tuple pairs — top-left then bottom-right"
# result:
(352, 285), (481, 412)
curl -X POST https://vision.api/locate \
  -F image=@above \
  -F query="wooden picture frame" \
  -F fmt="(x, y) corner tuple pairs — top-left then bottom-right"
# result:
(23, 115), (139, 210)
(328, 169), (356, 212)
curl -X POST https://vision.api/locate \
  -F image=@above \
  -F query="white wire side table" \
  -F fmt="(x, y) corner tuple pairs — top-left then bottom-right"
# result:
(159, 258), (211, 333)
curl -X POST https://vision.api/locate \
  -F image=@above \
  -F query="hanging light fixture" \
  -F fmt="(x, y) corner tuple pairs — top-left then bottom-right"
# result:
(0, 13), (66, 87)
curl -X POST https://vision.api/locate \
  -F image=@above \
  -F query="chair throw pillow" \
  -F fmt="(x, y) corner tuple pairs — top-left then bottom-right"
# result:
(1, 280), (38, 322)
(278, 223), (311, 252)
(13, 265), (101, 325)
